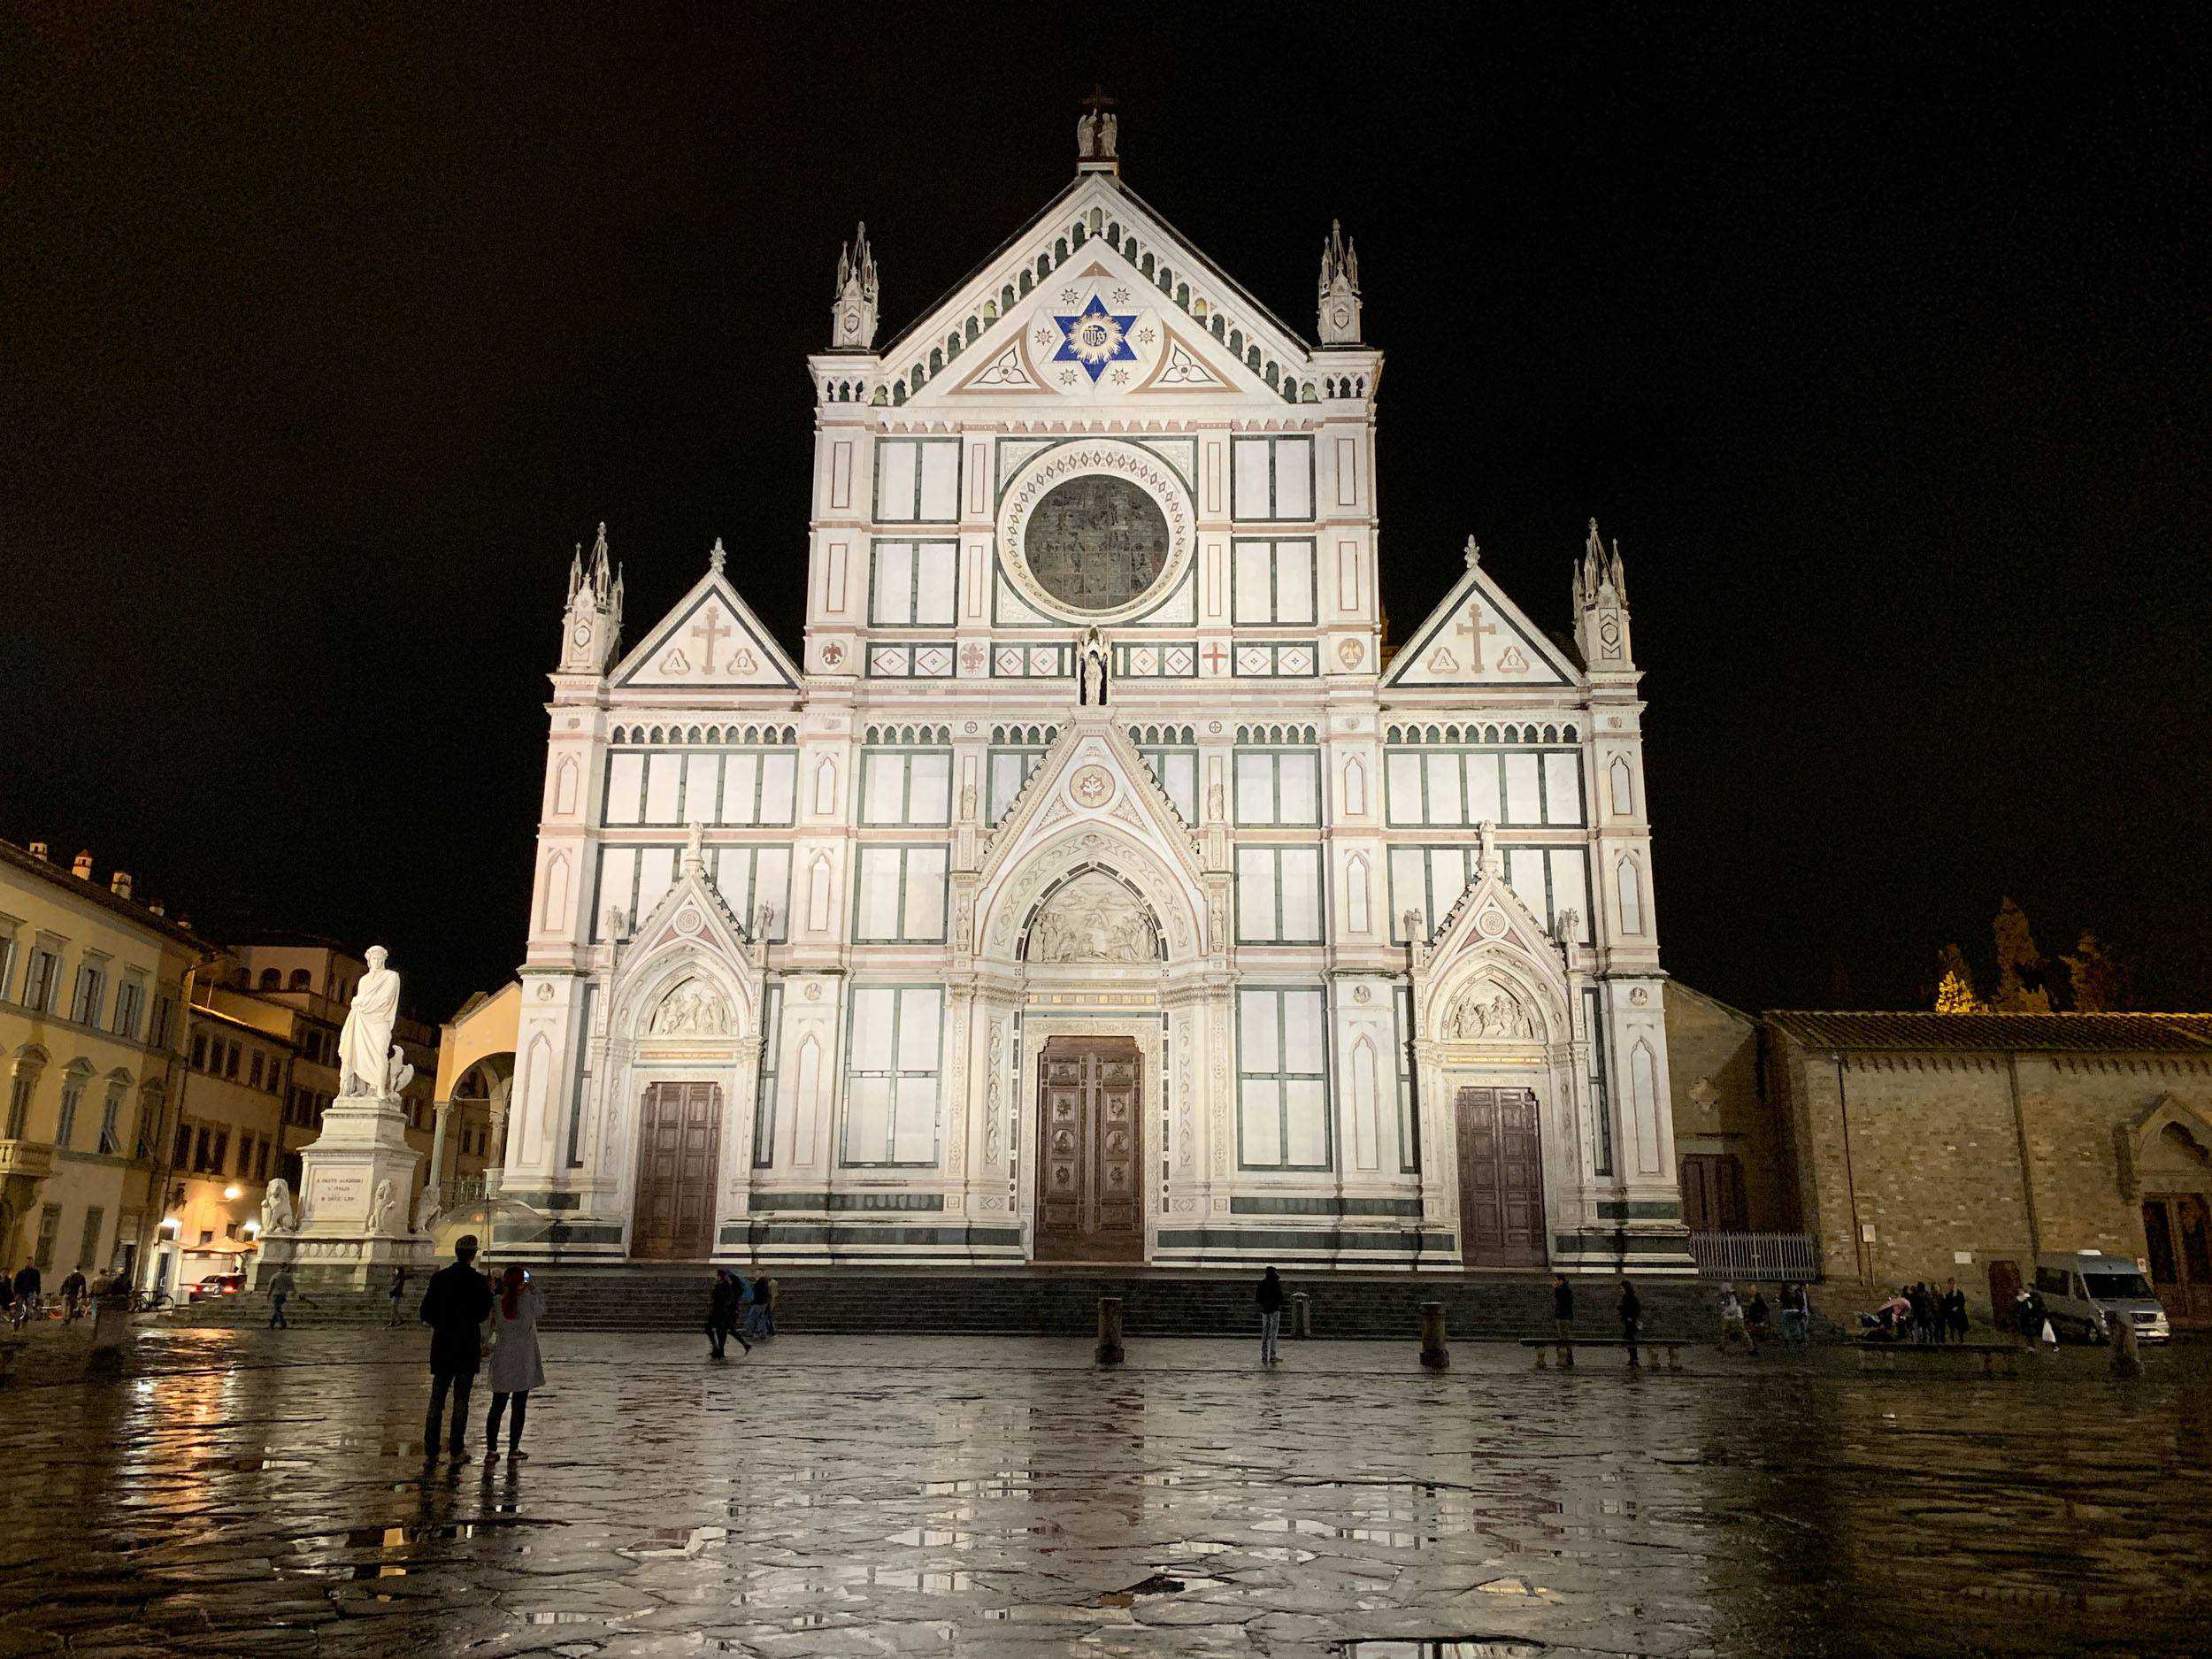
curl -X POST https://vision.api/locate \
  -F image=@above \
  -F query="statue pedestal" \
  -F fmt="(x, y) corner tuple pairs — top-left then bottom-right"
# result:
(252, 1092), (433, 1290)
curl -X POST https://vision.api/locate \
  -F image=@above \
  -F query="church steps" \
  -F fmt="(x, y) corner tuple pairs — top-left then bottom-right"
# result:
(167, 1271), (1761, 1340)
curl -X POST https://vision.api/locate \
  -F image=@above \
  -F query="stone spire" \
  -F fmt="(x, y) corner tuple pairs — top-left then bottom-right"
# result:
(830, 222), (879, 350)
(709, 536), (726, 576)
(1317, 219), (1363, 345)
(558, 521), (622, 677)
(1572, 517), (1634, 672)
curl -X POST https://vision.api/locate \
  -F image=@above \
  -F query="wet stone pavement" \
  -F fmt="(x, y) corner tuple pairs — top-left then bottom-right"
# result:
(2, 1324), (2208, 1657)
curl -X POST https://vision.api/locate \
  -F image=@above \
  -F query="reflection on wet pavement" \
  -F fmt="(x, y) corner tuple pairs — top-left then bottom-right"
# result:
(0, 1328), (2207, 1655)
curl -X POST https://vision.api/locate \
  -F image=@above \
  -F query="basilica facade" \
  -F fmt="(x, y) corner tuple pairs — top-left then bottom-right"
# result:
(500, 124), (1690, 1275)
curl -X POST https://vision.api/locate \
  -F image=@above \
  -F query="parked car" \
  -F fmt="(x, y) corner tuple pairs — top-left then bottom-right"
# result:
(186, 1272), (247, 1305)
(2032, 1250), (2170, 1344)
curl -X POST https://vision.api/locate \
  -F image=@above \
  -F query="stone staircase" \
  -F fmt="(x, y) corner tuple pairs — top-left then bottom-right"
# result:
(168, 1269), (1763, 1342)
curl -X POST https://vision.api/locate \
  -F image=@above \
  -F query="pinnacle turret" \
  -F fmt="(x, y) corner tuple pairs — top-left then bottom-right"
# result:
(830, 223), (879, 349)
(1317, 219), (1363, 345)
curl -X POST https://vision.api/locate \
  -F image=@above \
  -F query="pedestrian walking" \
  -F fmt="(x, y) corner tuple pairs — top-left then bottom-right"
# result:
(1944, 1281), (1969, 1341)
(705, 1269), (749, 1358)
(387, 1266), (410, 1327)
(1551, 1273), (1575, 1342)
(419, 1235), (495, 1460)
(12, 1263), (42, 1326)
(1746, 1286), (1772, 1344)
(1256, 1265), (1286, 1364)
(483, 1265), (545, 1462)
(1618, 1278), (1643, 1367)
(748, 1274), (777, 1341)
(1778, 1281), (1809, 1347)
(58, 1267), (88, 1322)
(1719, 1286), (1758, 1355)
(267, 1266), (296, 1329)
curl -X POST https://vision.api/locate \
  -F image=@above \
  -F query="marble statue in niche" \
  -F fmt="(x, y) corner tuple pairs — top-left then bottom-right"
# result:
(1023, 475), (1169, 611)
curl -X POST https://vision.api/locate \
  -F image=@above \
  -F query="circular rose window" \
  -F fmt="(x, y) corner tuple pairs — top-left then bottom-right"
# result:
(1021, 475), (1171, 612)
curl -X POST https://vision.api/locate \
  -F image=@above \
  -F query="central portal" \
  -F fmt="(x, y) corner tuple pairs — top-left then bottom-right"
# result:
(1033, 1036), (1144, 1263)
(633, 1081), (722, 1260)
(1456, 1085), (1546, 1267)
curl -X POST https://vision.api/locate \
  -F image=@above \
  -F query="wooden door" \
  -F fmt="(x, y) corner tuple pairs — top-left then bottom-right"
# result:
(2143, 1194), (2212, 1328)
(1456, 1087), (1545, 1267)
(633, 1081), (722, 1260)
(1033, 1037), (1143, 1263)
(1986, 1259), (2022, 1332)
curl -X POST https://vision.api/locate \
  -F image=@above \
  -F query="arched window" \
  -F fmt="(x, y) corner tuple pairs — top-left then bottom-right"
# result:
(257, 968), (280, 989)
(288, 969), (312, 991)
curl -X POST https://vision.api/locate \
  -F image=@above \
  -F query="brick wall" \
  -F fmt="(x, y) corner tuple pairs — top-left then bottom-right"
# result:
(1765, 1019), (2212, 1317)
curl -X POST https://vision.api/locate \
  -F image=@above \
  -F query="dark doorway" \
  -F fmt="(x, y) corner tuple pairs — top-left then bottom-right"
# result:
(633, 1081), (722, 1260)
(1987, 1259), (2022, 1332)
(1455, 1086), (1545, 1267)
(1033, 1036), (1143, 1263)
(2143, 1194), (2212, 1329)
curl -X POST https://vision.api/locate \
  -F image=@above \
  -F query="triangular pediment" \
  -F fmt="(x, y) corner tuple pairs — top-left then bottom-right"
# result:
(611, 563), (800, 690)
(1382, 557), (1578, 689)
(1412, 856), (1571, 1040)
(886, 174), (1318, 411)
(978, 717), (1204, 895)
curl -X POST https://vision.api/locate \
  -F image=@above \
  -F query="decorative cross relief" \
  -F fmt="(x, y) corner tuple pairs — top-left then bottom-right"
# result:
(1454, 602), (1499, 672)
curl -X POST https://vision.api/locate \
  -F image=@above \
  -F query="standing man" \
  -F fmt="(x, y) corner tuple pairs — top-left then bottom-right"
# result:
(1256, 1265), (1286, 1365)
(419, 1235), (495, 1460)
(12, 1262), (42, 1326)
(58, 1266), (88, 1322)
(387, 1266), (410, 1327)
(1551, 1273), (1576, 1341)
(266, 1265), (296, 1329)
(1617, 1278), (1643, 1369)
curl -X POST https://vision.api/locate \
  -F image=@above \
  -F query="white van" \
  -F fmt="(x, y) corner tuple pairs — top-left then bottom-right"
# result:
(2032, 1250), (2171, 1344)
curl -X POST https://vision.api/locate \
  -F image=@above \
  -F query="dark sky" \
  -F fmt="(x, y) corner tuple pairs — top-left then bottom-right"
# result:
(5, 4), (2205, 1022)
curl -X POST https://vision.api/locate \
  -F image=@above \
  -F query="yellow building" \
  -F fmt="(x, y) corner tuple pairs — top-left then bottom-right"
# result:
(0, 839), (213, 1290)
(152, 1003), (293, 1298)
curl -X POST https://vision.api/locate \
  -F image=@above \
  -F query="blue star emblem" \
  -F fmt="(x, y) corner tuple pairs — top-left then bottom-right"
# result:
(1052, 294), (1139, 381)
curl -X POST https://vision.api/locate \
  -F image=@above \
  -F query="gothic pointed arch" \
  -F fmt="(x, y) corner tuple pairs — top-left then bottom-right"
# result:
(604, 852), (763, 1043)
(1410, 856), (1573, 1046)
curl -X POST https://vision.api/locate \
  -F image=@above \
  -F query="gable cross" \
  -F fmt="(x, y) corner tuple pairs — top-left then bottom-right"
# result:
(1454, 603), (1499, 672)
(689, 606), (733, 674)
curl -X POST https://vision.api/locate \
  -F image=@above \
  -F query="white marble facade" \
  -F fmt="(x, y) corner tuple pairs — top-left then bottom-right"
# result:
(500, 133), (1691, 1275)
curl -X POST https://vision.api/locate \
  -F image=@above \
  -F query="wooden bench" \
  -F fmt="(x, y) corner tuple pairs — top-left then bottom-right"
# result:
(1518, 1335), (1684, 1371)
(1855, 1340), (2020, 1377)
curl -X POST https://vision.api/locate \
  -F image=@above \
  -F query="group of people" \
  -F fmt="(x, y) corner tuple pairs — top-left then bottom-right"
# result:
(406, 1243), (780, 1462)
(1715, 1281), (1812, 1354)
(705, 1269), (776, 1356)
(1859, 1279), (1971, 1344)
(418, 1235), (546, 1463)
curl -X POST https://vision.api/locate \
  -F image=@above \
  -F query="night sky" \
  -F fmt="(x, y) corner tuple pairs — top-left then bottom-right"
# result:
(6, 6), (2205, 1023)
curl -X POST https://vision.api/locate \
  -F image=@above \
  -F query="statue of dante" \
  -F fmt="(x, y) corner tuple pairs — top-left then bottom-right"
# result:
(338, 945), (402, 1097)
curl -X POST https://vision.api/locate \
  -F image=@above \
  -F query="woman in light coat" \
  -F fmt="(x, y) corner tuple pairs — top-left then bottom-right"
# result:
(484, 1264), (546, 1460)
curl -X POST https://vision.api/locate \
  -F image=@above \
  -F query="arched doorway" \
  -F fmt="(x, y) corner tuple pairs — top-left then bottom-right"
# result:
(1013, 864), (1163, 1266)
(2136, 1106), (2212, 1328)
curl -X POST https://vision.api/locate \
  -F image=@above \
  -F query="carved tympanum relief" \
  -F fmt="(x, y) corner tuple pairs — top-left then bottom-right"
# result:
(1443, 978), (1538, 1041)
(648, 977), (733, 1037)
(1025, 872), (1158, 964)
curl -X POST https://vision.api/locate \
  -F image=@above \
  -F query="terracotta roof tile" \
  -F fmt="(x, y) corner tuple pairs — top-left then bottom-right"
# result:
(1765, 1010), (2212, 1054)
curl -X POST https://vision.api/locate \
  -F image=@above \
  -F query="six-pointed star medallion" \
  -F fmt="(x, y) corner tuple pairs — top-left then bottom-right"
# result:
(1052, 295), (1140, 381)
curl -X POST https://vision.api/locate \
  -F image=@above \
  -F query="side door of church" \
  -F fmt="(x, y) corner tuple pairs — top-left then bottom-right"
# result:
(634, 1081), (722, 1260)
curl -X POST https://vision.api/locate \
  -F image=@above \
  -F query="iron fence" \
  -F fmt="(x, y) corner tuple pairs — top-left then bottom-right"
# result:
(1686, 1231), (1822, 1283)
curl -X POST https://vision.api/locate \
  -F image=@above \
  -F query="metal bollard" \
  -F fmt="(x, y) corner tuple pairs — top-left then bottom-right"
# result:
(1095, 1296), (1125, 1366)
(1291, 1291), (1312, 1339)
(2109, 1315), (2142, 1379)
(88, 1289), (134, 1379)
(1419, 1301), (1449, 1371)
